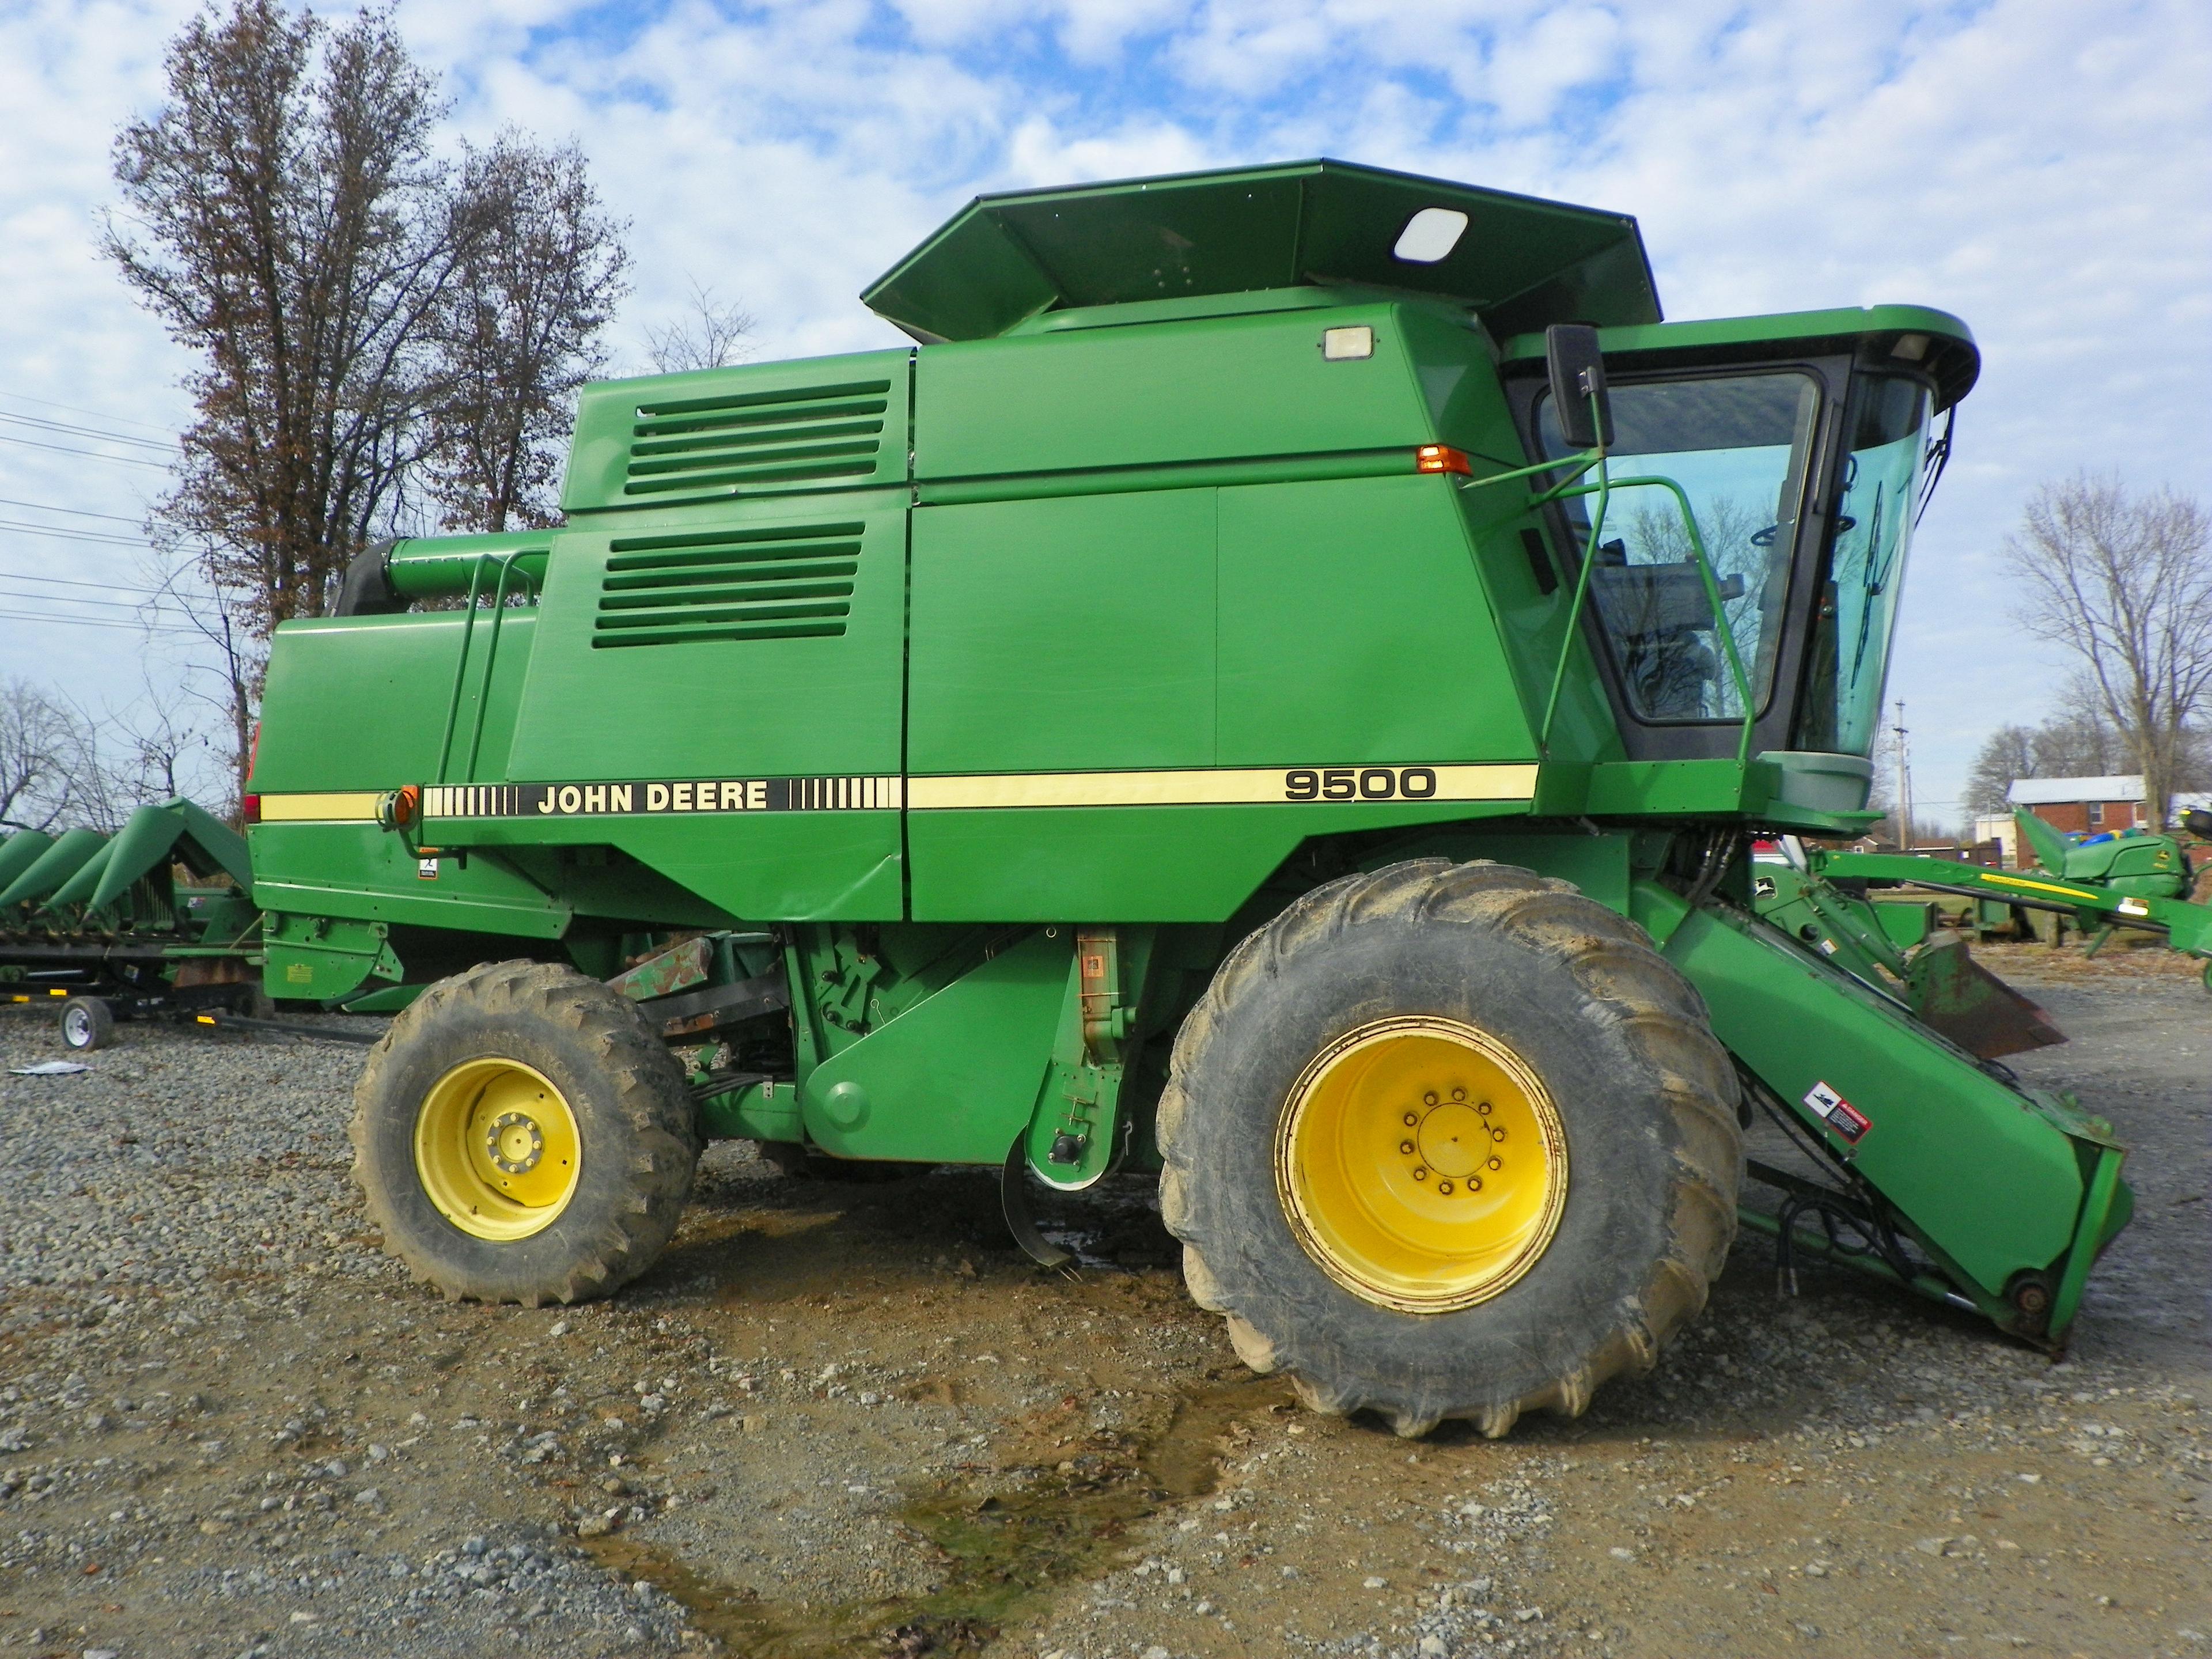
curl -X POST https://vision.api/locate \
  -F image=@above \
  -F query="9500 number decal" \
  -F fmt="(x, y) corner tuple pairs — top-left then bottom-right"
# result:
(1283, 767), (1439, 801)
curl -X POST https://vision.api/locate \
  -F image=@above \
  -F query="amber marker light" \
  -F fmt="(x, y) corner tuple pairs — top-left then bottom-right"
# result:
(1415, 445), (1472, 475)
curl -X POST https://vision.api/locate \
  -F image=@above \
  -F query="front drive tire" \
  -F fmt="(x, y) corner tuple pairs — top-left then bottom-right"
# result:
(351, 960), (699, 1305)
(1158, 859), (1742, 1438)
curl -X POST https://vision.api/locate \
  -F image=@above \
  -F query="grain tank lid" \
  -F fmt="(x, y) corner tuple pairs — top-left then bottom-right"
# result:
(861, 158), (1661, 344)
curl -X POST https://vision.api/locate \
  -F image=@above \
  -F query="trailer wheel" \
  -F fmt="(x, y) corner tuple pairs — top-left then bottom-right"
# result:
(58, 996), (113, 1052)
(350, 960), (699, 1306)
(1158, 859), (1741, 1437)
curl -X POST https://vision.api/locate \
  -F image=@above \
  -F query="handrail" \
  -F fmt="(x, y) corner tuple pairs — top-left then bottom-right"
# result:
(431, 553), (537, 787)
(1459, 402), (1759, 771)
(1540, 474), (1758, 766)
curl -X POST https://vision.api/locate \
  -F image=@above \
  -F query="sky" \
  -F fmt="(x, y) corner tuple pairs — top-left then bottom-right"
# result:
(1, 0), (2207, 819)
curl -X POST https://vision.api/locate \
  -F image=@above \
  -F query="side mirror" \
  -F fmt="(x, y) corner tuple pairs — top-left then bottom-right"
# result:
(1546, 324), (1613, 450)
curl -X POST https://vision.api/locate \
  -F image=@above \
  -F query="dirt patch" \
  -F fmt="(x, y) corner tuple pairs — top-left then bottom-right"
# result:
(3, 964), (2208, 1658)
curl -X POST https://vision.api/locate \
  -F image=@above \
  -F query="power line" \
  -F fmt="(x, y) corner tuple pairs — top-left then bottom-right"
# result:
(0, 388), (181, 441)
(0, 570), (179, 600)
(0, 520), (154, 548)
(0, 605), (198, 635)
(0, 496), (149, 525)
(0, 585), (188, 618)
(0, 431), (173, 469)
(0, 411), (175, 453)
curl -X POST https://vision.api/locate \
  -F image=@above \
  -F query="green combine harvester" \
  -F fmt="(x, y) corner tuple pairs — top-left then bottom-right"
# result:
(246, 161), (2137, 1436)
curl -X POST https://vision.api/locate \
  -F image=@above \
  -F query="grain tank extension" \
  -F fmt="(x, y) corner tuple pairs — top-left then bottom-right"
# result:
(249, 161), (2129, 1434)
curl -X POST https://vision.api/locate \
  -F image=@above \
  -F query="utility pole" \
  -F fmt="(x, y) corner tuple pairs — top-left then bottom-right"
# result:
(1892, 699), (1914, 851)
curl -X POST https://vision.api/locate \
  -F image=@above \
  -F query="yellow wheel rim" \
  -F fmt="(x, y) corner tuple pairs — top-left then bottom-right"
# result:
(1276, 1017), (1567, 1313)
(413, 1058), (581, 1241)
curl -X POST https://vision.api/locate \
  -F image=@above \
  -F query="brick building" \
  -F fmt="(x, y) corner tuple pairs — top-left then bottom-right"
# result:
(2005, 775), (2147, 837)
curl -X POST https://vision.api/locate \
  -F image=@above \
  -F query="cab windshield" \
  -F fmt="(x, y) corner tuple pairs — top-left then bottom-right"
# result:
(1795, 374), (1933, 754)
(1540, 372), (1822, 724)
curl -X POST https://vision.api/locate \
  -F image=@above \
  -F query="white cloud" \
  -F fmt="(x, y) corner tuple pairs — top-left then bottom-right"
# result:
(2, 0), (2207, 819)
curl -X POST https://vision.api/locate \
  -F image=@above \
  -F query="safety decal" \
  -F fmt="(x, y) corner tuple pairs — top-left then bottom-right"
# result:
(1802, 1079), (1870, 1143)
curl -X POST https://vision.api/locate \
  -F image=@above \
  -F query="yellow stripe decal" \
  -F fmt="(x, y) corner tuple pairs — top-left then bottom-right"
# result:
(907, 764), (1539, 810)
(257, 792), (382, 823)
(264, 766), (1535, 821)
(1982, 873), (2094, 900)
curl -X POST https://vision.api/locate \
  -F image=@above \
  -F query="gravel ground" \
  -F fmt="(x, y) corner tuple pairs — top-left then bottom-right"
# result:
(1, 949), (2206, 1659)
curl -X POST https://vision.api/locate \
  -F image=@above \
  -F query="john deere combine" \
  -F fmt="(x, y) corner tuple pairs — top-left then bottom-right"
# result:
(246, 161), (2134, 1435)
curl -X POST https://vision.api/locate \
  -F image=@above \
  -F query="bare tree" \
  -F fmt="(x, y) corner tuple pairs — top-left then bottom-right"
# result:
(2028, 700), (2128, 779)
(1, 680), (86, 832)
(2007, 474), (2212, 828)
(105, 1), (468, 634)
(1964, 724), (2035, 817)
(104, 0), (632, 799)
(427, 135), (630, 531)
(644, 279), (755, 376)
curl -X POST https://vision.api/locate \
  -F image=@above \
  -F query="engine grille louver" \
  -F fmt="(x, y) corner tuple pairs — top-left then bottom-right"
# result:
(592, 523), (863, 649)
(619, 380), (891, 501)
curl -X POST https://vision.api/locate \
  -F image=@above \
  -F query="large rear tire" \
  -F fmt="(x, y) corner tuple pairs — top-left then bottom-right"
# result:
(351, 960), (699, 1305)
(1158, 859), (1741, 1437)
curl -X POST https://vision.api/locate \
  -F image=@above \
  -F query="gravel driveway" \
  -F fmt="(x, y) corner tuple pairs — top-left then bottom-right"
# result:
(1, 950), (2206, 1659)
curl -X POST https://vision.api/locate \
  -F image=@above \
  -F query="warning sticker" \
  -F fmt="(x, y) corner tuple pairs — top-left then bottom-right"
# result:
(1803, 1080), (1871, 1143)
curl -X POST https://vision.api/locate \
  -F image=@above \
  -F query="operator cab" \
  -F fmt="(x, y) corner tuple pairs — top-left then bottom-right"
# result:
(1504, 310), (1975, 786)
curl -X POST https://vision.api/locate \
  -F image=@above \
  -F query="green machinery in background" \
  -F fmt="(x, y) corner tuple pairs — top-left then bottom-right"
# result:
(1759, 806), (2212, 997)
(0, 797), (272, 1049)
(247, 160), (2137, 1436)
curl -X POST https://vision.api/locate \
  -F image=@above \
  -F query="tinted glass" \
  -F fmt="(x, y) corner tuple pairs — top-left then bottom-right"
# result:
(1540, 372), (1823, 723)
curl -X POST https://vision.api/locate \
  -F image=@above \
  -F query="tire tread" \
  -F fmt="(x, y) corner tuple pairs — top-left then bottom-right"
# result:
(1160, 860), (1741, 1434)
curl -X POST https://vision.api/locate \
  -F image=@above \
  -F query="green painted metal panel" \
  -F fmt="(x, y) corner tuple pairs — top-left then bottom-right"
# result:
(262, 912), (399, 1002)
(1498, 304), (1980, 413)
(598, 817), (902, 923)
(699, 1079), (804, 1142)
(916, 302), (1436, 482)
(0, 831), (54, 893)
(1454, 831), (1633, 913)
(43, 839), (117, 910)
(250, 823), (570, 938)
(0, 828), (107, 910)
(507, 509), (905, 781)
(561, 350), (911, 515)
(255, 613), (537, 794)
(490, 505), (907, 916)
(907, 801), (1525, 922)
(801, 927), (1072, 1162)
(909, 488), (1217, 773)
(863, 160), (1657, 344)
(1216, 474), (1536, 764)
(382, 532), (552, 601)
(67, 799), (253, 914)
(1639, 881), (2090, 1295)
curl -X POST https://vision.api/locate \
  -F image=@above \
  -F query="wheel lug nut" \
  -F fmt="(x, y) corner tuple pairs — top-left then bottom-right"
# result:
(1438, 1179), (1454, 1195)
(1469, 1178), (1483, 1192)
(1399, 1140), (1415, 1155)
(1487, 1156), (1502, 1171)
(1423, 1092), (1438, 1107)
(1412, 1166), (1427, 1180)
(1491, 1126), (1506, 1141)
(1403, 1112), (1419, 1127)
(1478, 1101), (1491, 1115)
(1450, 1088), (1465, 1101)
